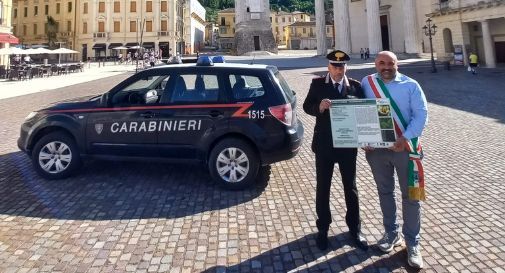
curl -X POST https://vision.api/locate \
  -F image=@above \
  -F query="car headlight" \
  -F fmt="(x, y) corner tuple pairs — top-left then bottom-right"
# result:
(25, 111), (38, 121)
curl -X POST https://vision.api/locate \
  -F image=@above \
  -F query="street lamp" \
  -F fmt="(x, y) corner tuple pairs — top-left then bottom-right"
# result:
(423, 18), (438, 73)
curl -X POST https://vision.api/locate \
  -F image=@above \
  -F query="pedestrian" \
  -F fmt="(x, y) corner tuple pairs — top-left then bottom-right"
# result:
(360, 51), (428, 269)
(303, 50), (368, 251)
(365, 48), (370, 59)
(469, 51), (478, 74)
(360, 48), (364, 59)
(118, 52), (123, 64)
(149, 54), (156, 67)
(127, 52), (132, 64)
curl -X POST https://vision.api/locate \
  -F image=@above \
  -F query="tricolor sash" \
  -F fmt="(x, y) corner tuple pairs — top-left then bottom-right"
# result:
(367, 75), (426, 201)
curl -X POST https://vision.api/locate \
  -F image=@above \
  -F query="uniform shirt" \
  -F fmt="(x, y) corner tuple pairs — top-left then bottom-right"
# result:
(361, 72), (428, 140)
(469, 54), (478, 64)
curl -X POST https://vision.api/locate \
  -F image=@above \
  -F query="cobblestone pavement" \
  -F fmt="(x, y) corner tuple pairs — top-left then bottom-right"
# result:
(0, 61), (504, 273)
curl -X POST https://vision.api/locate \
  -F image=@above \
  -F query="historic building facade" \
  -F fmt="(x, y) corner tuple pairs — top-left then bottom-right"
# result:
(323, 0), (431, 56)
(77, 0), (204, 60)
(429, 0), (505, 67)
(11, 0), (77, 50)
(217, 8), (311, 51)
(287, 21), (334, 50)
(1, 0), (17, 67)
(11, 0), (205, 60)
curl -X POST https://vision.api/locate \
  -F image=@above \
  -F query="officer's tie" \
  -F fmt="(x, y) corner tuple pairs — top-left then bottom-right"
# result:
(334, 82), (340, 93)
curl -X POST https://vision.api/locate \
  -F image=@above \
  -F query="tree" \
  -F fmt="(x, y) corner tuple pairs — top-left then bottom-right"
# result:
(46, 16), (58, 49)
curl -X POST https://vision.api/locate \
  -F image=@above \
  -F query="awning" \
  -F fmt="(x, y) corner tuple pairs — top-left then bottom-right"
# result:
(108, 43), (123, 49)
(159, 42), (169, 47)
(125, 42), (138, 47)
(142, 42), (155, 48)
(0, 33), (20, 44)
(92, 43), (106, 50)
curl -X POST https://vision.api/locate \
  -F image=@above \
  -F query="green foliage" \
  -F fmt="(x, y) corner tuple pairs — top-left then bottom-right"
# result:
(201, 0), (315, 22)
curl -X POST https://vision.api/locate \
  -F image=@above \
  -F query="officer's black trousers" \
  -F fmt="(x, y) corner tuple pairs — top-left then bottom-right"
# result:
(315, 152), (361, 236)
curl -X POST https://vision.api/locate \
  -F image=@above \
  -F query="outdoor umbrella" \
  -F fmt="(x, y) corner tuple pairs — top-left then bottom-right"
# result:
(51, 47), (79, 64)
(112, 46), (128, 50)
(0, 47), (25, 55)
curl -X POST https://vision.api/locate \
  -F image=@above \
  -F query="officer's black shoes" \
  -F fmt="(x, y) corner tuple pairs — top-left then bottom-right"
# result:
(352, 232), (369, 251)
(316, 231), (329, 250)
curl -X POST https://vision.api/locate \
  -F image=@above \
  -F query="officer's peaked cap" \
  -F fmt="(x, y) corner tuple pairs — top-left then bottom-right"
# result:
(327, 50), (350, 67)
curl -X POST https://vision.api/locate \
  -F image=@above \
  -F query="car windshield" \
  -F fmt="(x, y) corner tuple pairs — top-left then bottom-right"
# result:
(273, 71), (295, 102)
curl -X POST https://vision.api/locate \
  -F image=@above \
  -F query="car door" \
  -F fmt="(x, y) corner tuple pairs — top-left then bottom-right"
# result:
(156, 70), (231, 159)
(86, 71), (169, 157)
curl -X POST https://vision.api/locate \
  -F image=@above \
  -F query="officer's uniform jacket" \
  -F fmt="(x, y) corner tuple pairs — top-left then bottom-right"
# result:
(303, 73), (365, 157)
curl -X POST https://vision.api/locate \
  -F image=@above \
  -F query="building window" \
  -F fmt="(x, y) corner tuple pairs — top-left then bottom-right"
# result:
(67, 20), (72, 31)
(45, 5), (49, 15)
(114, 1), (120, 12)
(282, 17), (285, 23)
(161, 20), (167, 31)
(289, 17), (291, 22)
(13, 26), (17, 35)
(99, 2), (105, 13)
(24, 7), (27, 17)
(83, 22), (87, 34)
(303, 28), (306, 33)
(221, 17), (225, 26)
(146, 1), (152, 12)
(68, 2), (72, 12)
(130, 1), (136, 12)
(14, 8), (17, 18)
(98, 21), (105, 32)
(34, 6), (38, 16)
(146, 20), (152, 32)
(161, 1), (167, 12)
(114, 21), (120, 32)
(130, 21), (136, 32)
(23, 25), (27, 35)
(33, 24), (38, 35)
(275, 18), (278, 23)
(56, 3), (60, 14)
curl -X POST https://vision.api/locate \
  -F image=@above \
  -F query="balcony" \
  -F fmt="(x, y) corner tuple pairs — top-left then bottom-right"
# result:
(93, 32), (108, 38)
(58, 31), (74, 37)
(158, 31), (169, 36)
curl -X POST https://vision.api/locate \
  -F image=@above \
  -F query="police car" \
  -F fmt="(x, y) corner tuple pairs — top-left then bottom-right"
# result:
(18, 56), (304, 190)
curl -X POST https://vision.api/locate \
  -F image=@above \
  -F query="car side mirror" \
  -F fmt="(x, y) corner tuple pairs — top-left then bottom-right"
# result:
(100, 93), (109, 106)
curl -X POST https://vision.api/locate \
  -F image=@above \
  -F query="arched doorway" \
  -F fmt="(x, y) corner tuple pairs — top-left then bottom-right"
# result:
(443, 28), (454, 53)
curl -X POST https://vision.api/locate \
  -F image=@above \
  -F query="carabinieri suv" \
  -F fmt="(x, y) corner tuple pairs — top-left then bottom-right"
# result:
(18, 56), (304, 190)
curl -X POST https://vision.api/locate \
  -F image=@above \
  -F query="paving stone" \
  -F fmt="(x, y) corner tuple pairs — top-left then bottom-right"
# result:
(0, 63), (504, 273)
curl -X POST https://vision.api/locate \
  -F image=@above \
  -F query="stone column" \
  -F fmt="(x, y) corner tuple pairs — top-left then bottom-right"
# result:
(315, 0), (327, 55)
(366, 0), (381, 54)
(334, 0), (351, 53)
(480, 20), (496, 68)
(403, 0), (420, 54)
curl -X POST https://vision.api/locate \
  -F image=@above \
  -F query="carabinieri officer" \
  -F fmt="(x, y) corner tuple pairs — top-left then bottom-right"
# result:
(303, 50), (368, 250)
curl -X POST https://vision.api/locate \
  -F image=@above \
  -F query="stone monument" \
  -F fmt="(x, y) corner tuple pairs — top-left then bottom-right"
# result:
(234, 0), (278, 55)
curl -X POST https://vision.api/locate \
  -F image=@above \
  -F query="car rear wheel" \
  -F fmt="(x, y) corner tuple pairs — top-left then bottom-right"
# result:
(31, 132), (82, 180)
(208, 138), (259, 190)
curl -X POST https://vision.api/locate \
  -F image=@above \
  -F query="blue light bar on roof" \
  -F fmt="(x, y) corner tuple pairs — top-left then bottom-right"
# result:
(196, 56), (214, 66)
(212, 56), (225, 63)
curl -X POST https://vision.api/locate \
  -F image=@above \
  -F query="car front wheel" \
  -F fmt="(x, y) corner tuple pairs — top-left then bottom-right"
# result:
(31, 131), (82, 180)
(208, 138), (259, 190)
